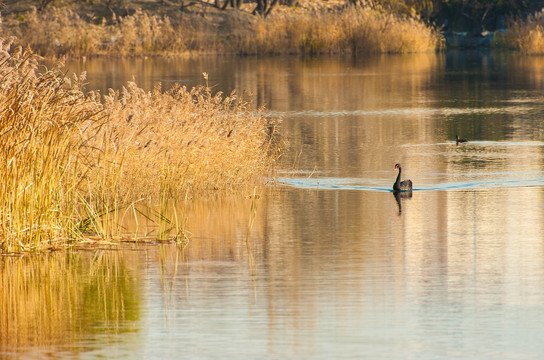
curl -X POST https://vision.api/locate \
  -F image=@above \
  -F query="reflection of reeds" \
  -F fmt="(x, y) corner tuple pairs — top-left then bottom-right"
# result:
(0, 40), (281, 253)
(0, 251), (141, 352)
(147, 195), (266, 264)
(245, 188), (259, 273)
(1, 4), (441, 58)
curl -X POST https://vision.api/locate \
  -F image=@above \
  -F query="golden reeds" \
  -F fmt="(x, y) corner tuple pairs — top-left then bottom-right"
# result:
(0, 38), (103, 252)
(0, 3), (441, 58)
(0, 40), (281, 253)
(495, 10), (544, 54)
(248, 5), (441, 55)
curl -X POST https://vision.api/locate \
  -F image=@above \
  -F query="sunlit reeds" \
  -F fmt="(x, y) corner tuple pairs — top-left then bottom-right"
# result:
(495, 10), (544, 54)
(1, 3), (441, 58)
(0, 38), (103, 252)
(0, 40), (280, 253)
(247, 5), (441, 55)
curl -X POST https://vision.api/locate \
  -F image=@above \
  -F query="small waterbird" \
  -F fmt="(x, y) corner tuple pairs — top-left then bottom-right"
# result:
(393, 163), (412, 192)
(456, 134), (468, 145)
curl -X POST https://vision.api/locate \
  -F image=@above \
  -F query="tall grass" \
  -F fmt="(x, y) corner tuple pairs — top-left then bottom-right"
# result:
(247, 6), (441, 55)
(0, 4), (441, 58)
(495, 10), (544, 54)
(0, 38), (103, 251)
(0, 40), (280, 253)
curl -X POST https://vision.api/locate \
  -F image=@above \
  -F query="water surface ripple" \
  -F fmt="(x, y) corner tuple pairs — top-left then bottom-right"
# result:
(278, 174), (544, 192)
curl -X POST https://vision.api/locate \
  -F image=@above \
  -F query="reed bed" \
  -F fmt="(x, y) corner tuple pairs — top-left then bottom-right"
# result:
(494, 10), (544, 54)
(247, 5), (441, 55)
(1, 3), (441, 58)
(0, 40), (280, 253)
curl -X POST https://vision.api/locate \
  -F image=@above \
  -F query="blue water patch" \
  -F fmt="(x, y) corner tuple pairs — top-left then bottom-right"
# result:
(276, 176), (544, 192)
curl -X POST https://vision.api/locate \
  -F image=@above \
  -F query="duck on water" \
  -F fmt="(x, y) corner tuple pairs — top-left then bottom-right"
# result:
(393, 163), (412, 192)
(456, 134), (468, 145)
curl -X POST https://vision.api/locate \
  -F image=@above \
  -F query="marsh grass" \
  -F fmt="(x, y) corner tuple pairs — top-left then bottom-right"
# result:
(0, 40), (280, 253)
(1, 3), (441, 57)
(495, 10), (544, 54)
(0, 39), (103, 252)
(248, 5), (442, 55)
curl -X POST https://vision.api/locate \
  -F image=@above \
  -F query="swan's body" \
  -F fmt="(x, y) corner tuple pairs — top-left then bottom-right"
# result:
(393, 164), (412, 192)
(456, 135), (468, 144)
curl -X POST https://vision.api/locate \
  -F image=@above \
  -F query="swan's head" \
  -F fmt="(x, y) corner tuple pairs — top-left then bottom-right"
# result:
(394, 163), (401, 170)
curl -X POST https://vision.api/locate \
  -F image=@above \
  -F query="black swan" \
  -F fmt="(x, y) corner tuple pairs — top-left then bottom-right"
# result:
(456, 135), (468, 144)
(393, 164), (412, 192)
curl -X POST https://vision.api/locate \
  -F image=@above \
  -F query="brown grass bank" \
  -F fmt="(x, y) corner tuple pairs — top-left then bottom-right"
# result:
(0, 39), (281, 253)
(0, 1), (442, 58)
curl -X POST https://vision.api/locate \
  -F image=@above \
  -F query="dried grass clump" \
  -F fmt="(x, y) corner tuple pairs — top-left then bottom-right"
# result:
(110, 10), (187, 56)
(0, 40), (281, 253)
(496, 11), (544, 54)
(247, 7), (340, 54)
(1, 7), (200, 57)
(14, 7), (108, 58)
(244, 5), (441, 55)
(98, 76), (279, 200)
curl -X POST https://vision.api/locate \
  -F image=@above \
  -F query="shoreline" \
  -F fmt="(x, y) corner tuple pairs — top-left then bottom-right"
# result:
(3, 1), (544, 58)
(1, 2), (442, 59)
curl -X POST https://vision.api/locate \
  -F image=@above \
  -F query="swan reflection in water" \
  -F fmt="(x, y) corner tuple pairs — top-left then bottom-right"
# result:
(393, 190), (412, 215)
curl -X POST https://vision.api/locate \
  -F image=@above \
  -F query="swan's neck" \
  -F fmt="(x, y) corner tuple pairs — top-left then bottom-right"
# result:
(395, 167), (401, 186)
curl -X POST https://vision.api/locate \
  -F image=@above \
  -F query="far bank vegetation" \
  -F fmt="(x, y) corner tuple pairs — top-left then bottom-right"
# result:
(0, 0), (443, 57)
(496, 10), (544, 54)
(4, 1), (544, 57)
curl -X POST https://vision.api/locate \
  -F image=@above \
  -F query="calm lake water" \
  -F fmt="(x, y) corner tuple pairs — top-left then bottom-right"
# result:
(3, 52), (544, 359)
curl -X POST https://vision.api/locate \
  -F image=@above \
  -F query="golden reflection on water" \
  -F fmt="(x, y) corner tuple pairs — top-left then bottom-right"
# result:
(0, 251), (142, 356)
(512, 55), (544, 89)
(119, 196), (262, 262)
